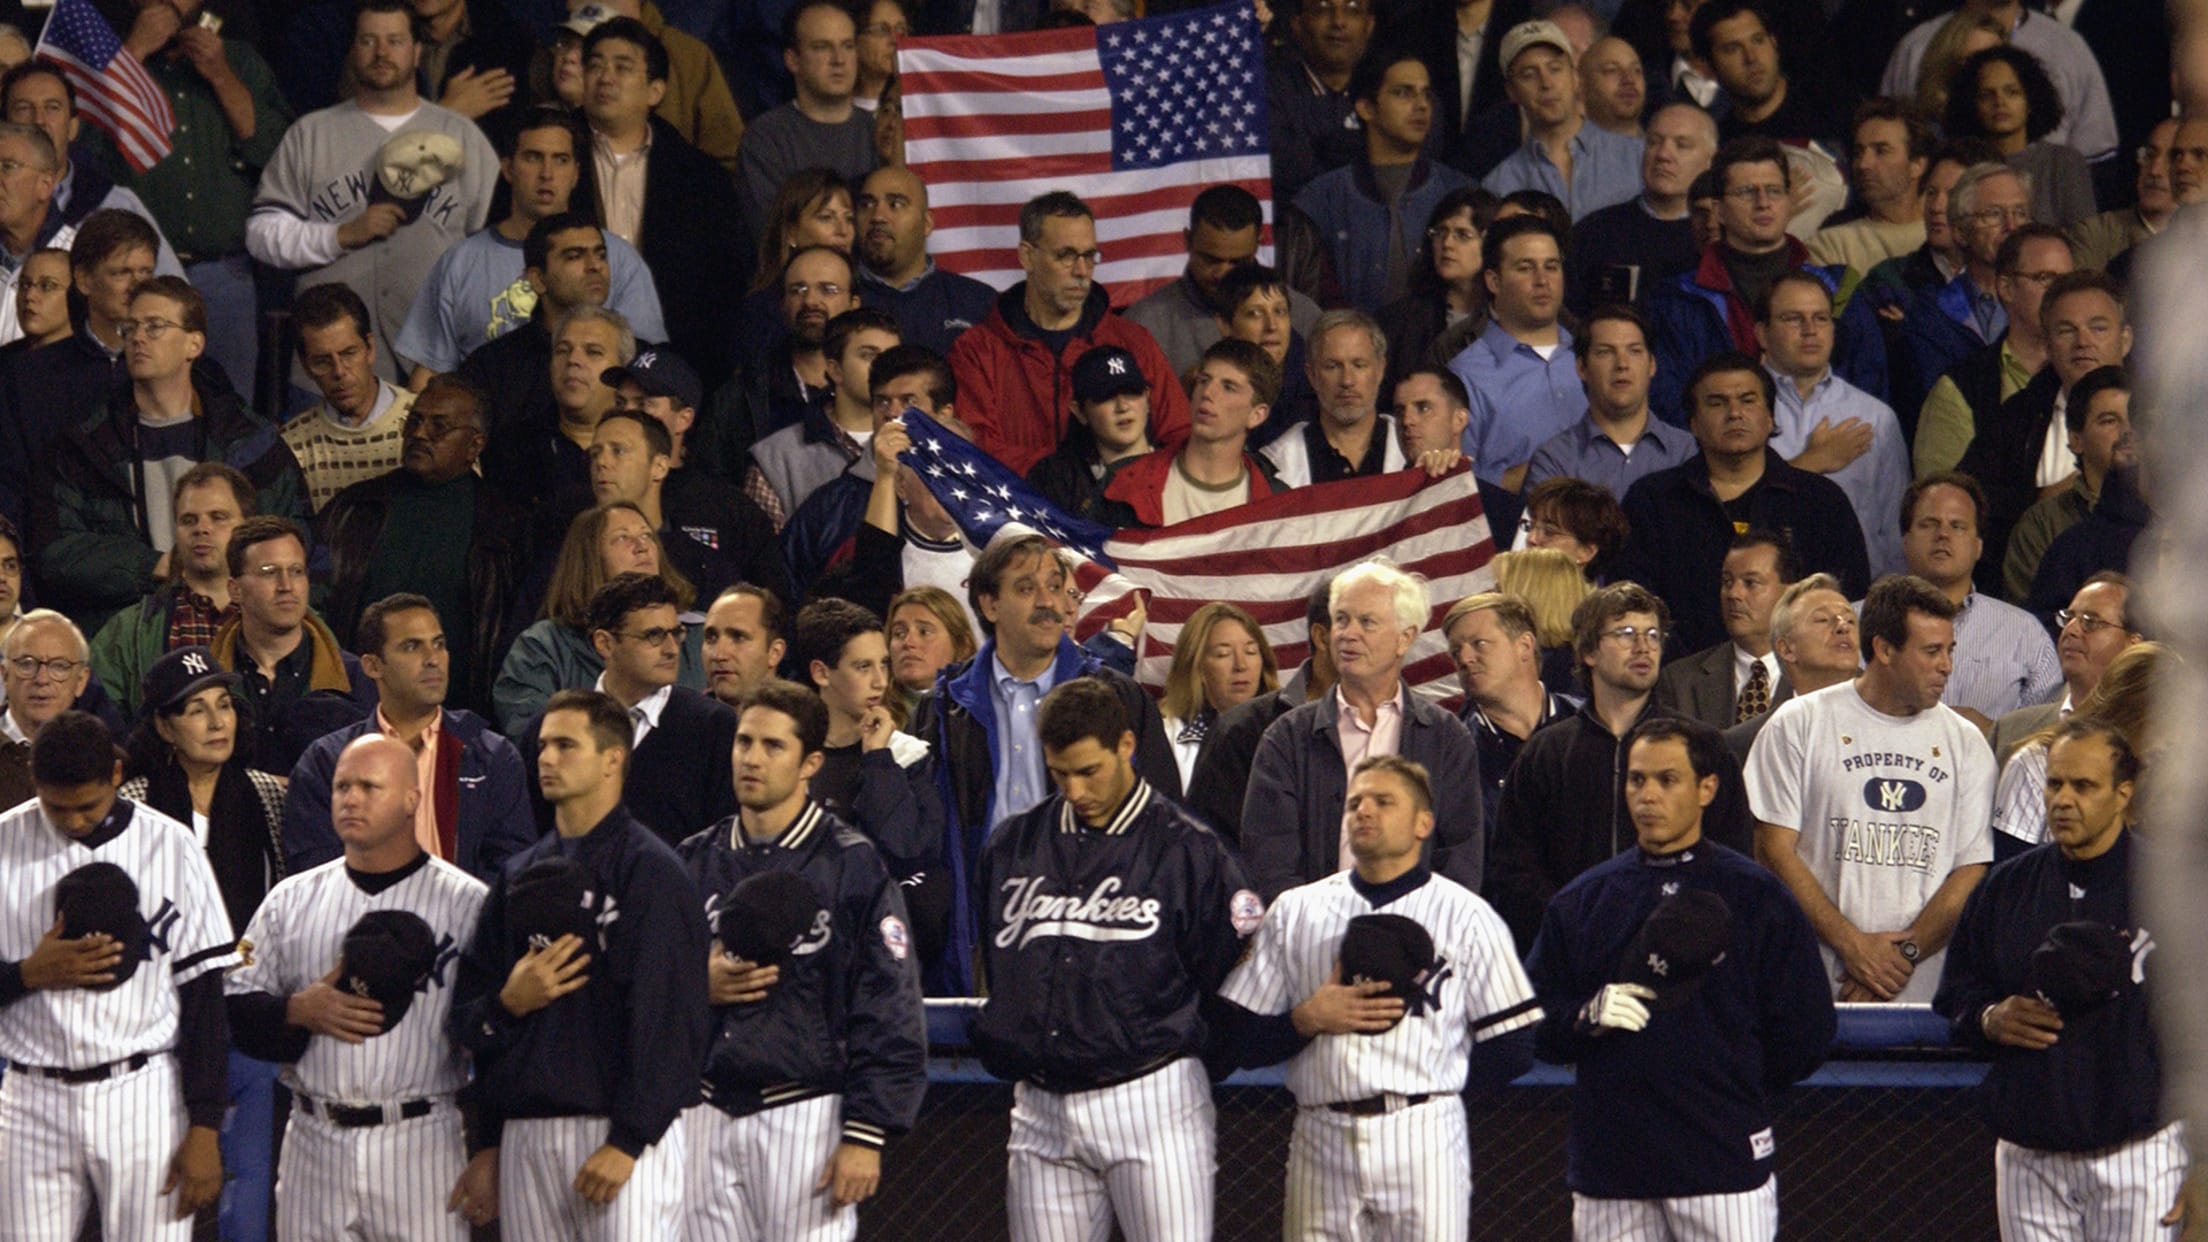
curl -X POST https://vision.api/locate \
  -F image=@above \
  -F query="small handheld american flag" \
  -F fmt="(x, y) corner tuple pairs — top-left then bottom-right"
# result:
(35, 0), (177, 173)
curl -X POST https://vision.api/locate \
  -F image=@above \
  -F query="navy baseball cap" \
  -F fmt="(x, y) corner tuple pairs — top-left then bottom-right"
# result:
(2030, 921), (2131, 1014)
(507, 857), (599, 956)
(339, 910), (438, 1035)
(717, 870), (823, 969)
(602, 348), (703, 413)
(54, 862), (146, 990)
(1338, 912), (1436, 1032)
(1071, 346), (1148, 406)
(1618, 889), (1732, 1011)
(139, 646), (239, 722)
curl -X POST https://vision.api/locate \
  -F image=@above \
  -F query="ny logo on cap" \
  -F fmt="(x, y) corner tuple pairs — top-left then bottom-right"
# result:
(1647, 952), (1670, 977)
(1107, 356), (1128, 375)
(181, 653), (209, 675)
(635, 350), (657, 368)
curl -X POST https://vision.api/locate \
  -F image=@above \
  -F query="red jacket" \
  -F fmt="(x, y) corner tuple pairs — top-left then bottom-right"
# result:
(949, 283), (1190, 474)
(1102, 444), (1278, 528)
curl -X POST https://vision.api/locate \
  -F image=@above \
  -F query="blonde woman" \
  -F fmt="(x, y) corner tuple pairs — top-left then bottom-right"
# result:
(1990, 641), (2164, 855)
(1159, 602), (1280, 786)
(1913, 9), (2006, 123)
(1493, 547), (1595, 692)
(887, 585), (978, 714)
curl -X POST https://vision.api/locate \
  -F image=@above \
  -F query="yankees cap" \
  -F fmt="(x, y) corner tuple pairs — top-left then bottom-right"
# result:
(139, 645), (240, 722)
(506, 856), (600, 958)
(602, 348), (703, 414)
(53, 862), (146, 990)
(717, 870), (823, 969)
(561, 1), (615, 34)
(1071, 346), (1149, 406)
(2030, 920), (2131, 1015)
(339, 910), (439, 1035)
(1618, 888), (1732, 1012)
(1339, 912), (1436, 1033)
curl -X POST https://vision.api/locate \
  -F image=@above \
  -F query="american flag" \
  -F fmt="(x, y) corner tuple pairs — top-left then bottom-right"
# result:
(896, 410), (1498, 700)
(35, 0), (176, 173)
(897, 0), (1273, 305)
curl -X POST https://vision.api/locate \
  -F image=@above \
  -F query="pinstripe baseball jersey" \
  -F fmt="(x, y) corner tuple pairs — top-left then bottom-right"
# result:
(225, 854), (485, 1100)
(1218, 867), (1541, 1103)
(0, 798), (239, 1067)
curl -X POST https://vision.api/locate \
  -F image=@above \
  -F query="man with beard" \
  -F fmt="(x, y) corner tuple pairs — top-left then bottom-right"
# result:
(853, 164), (994, 358)
(699, 246), (857, 480)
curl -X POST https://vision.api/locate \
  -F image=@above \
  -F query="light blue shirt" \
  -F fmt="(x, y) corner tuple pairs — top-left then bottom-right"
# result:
(1523, 411), (1699, 497)
(1450, 320), (1588, 484)
(1849, 589), (2061, 719)
(989, 649), (1062, 829)
(1766, 365), (1911, 578)
(393, 226), (667, 373)
(1479, 122), (1645, 219)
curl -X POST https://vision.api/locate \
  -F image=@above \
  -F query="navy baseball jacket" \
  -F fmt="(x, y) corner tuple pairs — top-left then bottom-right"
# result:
(972, 779), (1259, 1090)
(1933, 832), (2164, 1153)
(1526, 842), (1835, 1199)
(678, 800), (928, 1150)
(449, 804), (710, 1155)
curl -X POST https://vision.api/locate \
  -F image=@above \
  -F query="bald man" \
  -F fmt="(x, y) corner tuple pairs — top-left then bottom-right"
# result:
(225, 735), (494, 1239)
(854, 164), (998, 355)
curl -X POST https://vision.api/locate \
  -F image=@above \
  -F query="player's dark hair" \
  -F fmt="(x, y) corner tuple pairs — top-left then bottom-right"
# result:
(823, 306), (902, 369)
(2050, 715), (2141, 789)
(791, 598), (884, 685)
(1480, 212), (1563, 276)
(129, 275), (206, 337)
(1038, 677), (1130, 754)
(1573, 304), (1651, 361)
(736, 677), (830, 757)
(173, 462), (255, 520)
(291, 282), (374, 355)
(1625, 715), (1729, 783)
(1993, 223), (2071, 278)
(595, 407), (674, 459)
(584, 16), (669, 82)
(1898, 470), (1987, 537)
(1018, 190), (1093, 246)
(524, 211), (600, 273)
(1945, 45), (2066, 145)
(543, 688), (633, 755)
(1353, 754), (1434, 815)
(1683, 350), (1776, 414)
(869, 344), (957, 411)
(30, 711), (115, 788)
(68, 208), (158, 275)
(968, 533), (1060, 640)
(1858, 574), (1959, 661)
(587, 572), (680, 638)
(1728, 527), (1802, 584)
(2066, 366), (2130, 434)
(1752, 269), (1832, 323)
(225, 516), (307, 580)
(1711, 134), (1792, 194)
(1571, 581), (1670, 666)
(356, 592), (438, 658)
(715, 583), (788, 640)
(1688, 0), (1772, 64)
(1200, 337), (1281, 410)
(1397, 367), (1470, 410)
(1850, 96), (1934, 163)
(1188, 185), (1263, 235)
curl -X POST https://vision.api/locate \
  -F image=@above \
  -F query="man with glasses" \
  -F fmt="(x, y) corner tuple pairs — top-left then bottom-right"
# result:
(702, 245), (857, 479)
(317, 376), (532, 717)
(1911, 223), (2072, 481)
(735, 0), (877, 250)
(1990, 572), (2140, 764)
(1896, 165), (2040, 442)
(280, 283), (417, 513)
(0, 609), (92, 805)
(518, 572), (737, 847)
(36, 277), (309, 631)
(209, 516), (376, 777)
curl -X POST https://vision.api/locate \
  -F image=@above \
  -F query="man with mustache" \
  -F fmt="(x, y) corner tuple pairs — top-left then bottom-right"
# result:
(853, 164), (994, 358)
(702, 245), (858, 481)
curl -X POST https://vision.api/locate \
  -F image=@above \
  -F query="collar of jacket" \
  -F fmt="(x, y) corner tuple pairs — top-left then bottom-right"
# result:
(1349, 155), (1437, 207)
(996, 280), (1112, 346)
(1690, 235), (1811, 296)
(210, 609), (358, 694)
(1102, 444), (1274, 526)
(1312, 679), (1415, 742)
(1573, 694), (1656, 739)
(943, 634), (1094, 722)
(1683, 446), (1805, 500)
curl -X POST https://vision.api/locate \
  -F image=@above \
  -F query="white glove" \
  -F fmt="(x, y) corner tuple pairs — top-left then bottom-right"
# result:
(1578, 983), (1655, 1034)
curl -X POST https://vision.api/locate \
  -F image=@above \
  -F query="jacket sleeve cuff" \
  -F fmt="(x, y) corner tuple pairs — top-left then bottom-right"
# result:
(840, 1118), (889, 1150)
(0, 960), (25, 1006)
(605, 1124), (649, 1159)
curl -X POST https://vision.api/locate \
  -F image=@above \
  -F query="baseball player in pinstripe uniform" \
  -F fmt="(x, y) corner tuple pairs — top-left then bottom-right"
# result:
(1526, 718), (1835, 1241)
(1934, 719), (2193, 1241)
(223, 735), (493, 1239)
(1218, 753), (1543, 1241)
(0, 710), (236, 1240)
(973, 677), (1262, 1242)
(450, 688), (710, 1242)
(676, 678), (927, 1241)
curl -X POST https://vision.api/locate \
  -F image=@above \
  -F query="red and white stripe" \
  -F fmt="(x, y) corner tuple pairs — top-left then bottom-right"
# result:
(36, 47), (174, 174)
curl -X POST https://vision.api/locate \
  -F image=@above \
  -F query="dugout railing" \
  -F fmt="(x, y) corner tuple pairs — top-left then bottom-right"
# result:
(854, 1001), (1997, 1241)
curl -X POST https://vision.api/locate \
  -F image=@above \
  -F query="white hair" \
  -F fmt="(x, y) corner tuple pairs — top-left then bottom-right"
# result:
(5, 609), (87, 663)
(1330, 559), (1429, 634)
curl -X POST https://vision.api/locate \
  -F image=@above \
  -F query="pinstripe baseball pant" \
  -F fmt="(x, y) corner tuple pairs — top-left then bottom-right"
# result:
(1996, 1123), (2188, 1241)
(273, 1096), (469, 1242)
(499, 1115), (685, 1242)
(680, 1095), (852, 1242)
(1006, 1057), (1215, 1242)
(1572, 1175), (1779, 1240)
(1285, 1093), (1470, 1242)
(0, 1056), (189, 1242)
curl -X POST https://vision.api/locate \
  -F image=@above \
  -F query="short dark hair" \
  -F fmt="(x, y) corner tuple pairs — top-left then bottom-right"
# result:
(1683, 350), (1776, 412)
(1850, 96), (1934, 163)
(291, 283), (374, 353)
(1200, 337), (1281, 410)
(1945, 46), (2066, 145)
(543, 688), (632, 755)
(525, 211), (600, 273)
(1688, 0), (1772, 63)
(735, 677), (830, 757)
(130, 276), (206, 336)
(1626, 715), (1730, 783)
(1573, 304), (1651, 360)
(782, 0), (854, 50)
(354, 0), (426, 44)
(69, 208), (158, 275)
(1306, 577), (1335, 631)
(0, 60), (73, 114)
(791, 598), (884, 681)
(30, 711), (114, 788)
(596, 407), (673, 458)
(2040, 270), (2126, 331)
(869, 344), (957, 410)
(587, 571), (680, 637)
(505, 102), (587, 159)
(968, 533), (1058, 640)
(1993, 223), (2073, 278)
(1858, 574), (1959, 660)
(1480, 213), (1563, 277)
(1397, 366), (1470, 410)
(1347, 43), (1423, 104)
(225, 516), (306, 579)
(2065, 365), (2130, 434)
(1019, 191), (1093, 246)
(2050, 715), (2140, 789)
(1712, 134), (1792, 193)
(715, 583), (788, 640)
(1037, 677), (1130, 753)
(1352, 754), (1434, 814)
(1188, 184), (1262, 234)
(417, 373), (490, 432)
(1921, 136), (2004, 192)
(174, 462), (255, 517)
(1525, 477), (1630, 568)
(1899, 470), (1987, 536)
(1729, 528), (1802, 583)
(1753, 270), (1832, 322)
(1496, 189), (1571, 239)
(584, 16), (669, 82)
(1215, 264), (1292, 317)
(823, 306), (902, 367)
(356, 592), (438, 657)
(1571, 581), (1670, 666)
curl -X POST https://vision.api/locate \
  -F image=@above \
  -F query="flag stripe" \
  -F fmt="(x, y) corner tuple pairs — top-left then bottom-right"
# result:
(901, 70), (1108, 100)
(34, 0), (175, 174)
(905, 129), (1117, 167)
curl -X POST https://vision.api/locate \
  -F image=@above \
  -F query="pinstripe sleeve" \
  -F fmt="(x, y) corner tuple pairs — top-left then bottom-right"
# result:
(1459, 899), (1542, 1041)
(170, 831), (241, 985)
(1218, 891), (1296, 1015)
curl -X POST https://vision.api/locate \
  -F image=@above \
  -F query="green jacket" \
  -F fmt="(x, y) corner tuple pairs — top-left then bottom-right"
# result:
(87, 585), (188, 721)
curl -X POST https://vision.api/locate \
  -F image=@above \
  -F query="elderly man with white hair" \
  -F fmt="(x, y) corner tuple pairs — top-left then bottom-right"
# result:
(0, 608), (93, 805)
(1241, 558), (1483, 901)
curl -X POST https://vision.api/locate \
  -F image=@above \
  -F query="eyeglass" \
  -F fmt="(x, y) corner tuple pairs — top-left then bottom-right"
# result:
(19, 276), (65, 295)
(607, 529), (659, 550)
(1600, 625), (1666, 649)
(115, 318), (182, 342)
(1724, 184), (1788, 203)
(1426, 225), (1479, 246)
(305, 344), (369, 376)
(7, 655), (80, 680)
(1967, 206), (2032, 227)
(783, 281), (845, 300)
(618, 624), (689, 647)
(1032, 245), (1103, 272)
(2056, 608), (2122, 635)
(247, 564), (310, 584)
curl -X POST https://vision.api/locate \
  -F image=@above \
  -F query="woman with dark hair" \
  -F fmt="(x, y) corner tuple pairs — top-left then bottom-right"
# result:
(1520, 476), (1632, 582)
(1377, 186), (1500, 395)
(748, 168), (857, 293)
(1943, 46), (2095, 228)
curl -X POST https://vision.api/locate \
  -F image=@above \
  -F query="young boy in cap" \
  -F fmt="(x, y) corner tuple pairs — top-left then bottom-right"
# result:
(1525, 717), (1834, 1242)
(1025, 344), (1157, 524)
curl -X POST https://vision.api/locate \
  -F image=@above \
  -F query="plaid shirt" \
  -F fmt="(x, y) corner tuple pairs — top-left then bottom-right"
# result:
(164, 585), (239, 652)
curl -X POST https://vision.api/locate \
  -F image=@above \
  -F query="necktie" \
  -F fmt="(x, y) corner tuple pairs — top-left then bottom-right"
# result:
(1736, 661), (1770, 724)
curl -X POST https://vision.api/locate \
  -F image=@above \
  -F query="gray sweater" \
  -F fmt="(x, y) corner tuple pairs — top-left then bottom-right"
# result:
(735, 104), (877, 246)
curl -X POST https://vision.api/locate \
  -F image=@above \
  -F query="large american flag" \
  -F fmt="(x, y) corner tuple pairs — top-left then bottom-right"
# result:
(897, 0), (1273, 305)
(895, 411), (1498, 700)
(35, 0), (176, 173)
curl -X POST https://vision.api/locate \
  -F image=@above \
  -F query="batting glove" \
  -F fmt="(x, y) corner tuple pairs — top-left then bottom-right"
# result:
(1577, 983), (1656, 1035)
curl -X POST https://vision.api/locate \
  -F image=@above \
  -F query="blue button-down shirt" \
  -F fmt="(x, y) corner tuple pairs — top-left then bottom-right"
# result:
(990, 651), (1062, 828)
(1480, 122), (1645, 219)
(1766, 364), (1912, 578)
(1451, 320), (1589, 484)
(1523, 411), (1699, 496)
(1943, 592), (2063, 718)
(1940, 269), (2007, 345)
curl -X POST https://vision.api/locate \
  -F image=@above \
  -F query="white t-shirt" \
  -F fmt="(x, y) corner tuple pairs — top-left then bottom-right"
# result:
(1743, 681), (1996, 1002)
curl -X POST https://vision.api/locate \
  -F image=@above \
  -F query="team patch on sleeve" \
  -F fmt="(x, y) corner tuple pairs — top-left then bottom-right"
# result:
(880, 915), (910, 961)
(1230, 889), (1266, 937)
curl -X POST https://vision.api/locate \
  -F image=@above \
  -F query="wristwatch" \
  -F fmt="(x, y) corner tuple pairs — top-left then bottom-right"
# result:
(1898, 939), (1921, 963)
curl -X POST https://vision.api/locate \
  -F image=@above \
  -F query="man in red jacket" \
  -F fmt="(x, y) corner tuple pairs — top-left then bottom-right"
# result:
(949, 191), (1189, 474)
(1103, 339), (1283, 528)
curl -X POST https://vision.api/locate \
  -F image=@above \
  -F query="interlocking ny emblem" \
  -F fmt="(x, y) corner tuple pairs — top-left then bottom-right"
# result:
(1106, 356), (1128, 375)
(181, 652), (209, 675)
